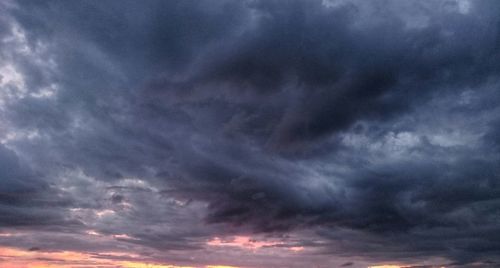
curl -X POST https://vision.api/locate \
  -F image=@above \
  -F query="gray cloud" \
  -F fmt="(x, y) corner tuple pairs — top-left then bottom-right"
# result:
(1, 0), (500, 267)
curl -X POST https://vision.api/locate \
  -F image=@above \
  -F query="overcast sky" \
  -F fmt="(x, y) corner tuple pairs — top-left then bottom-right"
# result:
(1, 0), (500, 267)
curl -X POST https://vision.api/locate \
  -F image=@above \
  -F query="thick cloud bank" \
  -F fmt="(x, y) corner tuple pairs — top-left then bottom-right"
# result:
(1, 0), (500, 267)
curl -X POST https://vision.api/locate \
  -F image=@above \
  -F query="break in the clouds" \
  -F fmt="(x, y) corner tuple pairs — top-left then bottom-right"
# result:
(1, 0), (500, 267)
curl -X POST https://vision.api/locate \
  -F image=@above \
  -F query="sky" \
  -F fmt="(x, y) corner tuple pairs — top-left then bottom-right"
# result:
(1, 0), (500, 267)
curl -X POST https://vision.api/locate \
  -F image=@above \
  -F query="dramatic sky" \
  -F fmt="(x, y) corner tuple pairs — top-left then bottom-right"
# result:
(1, 0), (500, 267)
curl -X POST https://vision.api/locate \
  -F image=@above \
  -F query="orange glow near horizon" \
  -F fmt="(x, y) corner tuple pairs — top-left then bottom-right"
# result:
(0, 246), (240, 268)
(207, 235), (302, 252)
(0, 244), (438, 268)
(207, 235), (281, 249)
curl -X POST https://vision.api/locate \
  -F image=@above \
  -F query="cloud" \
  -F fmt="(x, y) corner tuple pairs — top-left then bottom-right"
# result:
(1, 0), (500, 267)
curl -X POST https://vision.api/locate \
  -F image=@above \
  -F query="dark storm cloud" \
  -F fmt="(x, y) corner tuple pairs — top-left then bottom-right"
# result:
(0, 144), (77, 228)
(2, 0), (500, 266)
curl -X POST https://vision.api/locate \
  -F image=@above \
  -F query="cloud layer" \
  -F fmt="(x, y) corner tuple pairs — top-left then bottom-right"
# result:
(1, 0), (500, 267)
